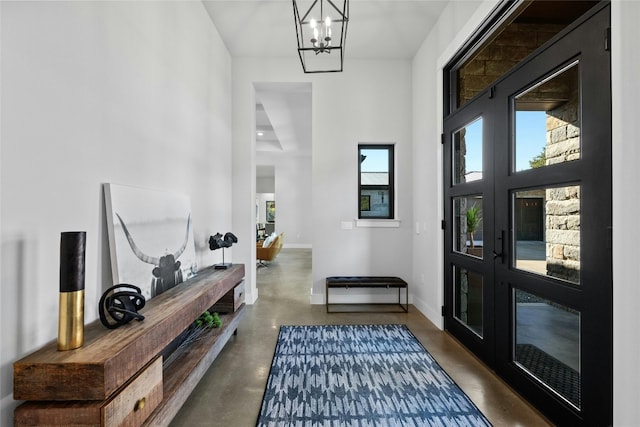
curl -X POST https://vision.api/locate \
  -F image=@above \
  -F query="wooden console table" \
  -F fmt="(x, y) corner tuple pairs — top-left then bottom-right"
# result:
(13, 264), (245, 426)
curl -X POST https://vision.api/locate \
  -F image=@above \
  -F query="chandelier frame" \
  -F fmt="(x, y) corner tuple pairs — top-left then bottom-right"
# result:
(292, 0), (349, 73)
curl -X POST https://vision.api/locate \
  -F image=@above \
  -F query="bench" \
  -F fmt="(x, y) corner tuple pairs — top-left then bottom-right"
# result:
(325, 276), (408, 313)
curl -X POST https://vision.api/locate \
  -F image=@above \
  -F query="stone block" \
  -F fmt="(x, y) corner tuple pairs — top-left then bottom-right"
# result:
(493, 30), (538, 48)
(550, 126), (567, 144)
(552, 244), (565, 259)
(566, 215), (581, 230)
(567, 123), (580, 138)
(547, 215), (567, 230)
(461, 60), (485, 76)
(546, 138), (580, 159)
(546, 199), (580, 215)
(564, 246), (580, 262)
(546, 259), (580, 282)
(464, 75), (496, 92)
(546, 116), (566, 131)
(546, 229), (580, 246)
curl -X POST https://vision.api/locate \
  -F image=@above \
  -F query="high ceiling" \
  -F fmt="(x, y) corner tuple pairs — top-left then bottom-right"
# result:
(202, 0), (450, 60)
(201, 0), (452, 176)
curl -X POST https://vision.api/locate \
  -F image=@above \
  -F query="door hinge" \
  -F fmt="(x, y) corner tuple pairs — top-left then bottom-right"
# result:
(441, 133), (445, 145)
(441, 220), (446, 230)
(605, 27), (611, 51)
(488, 86), (495, 99)
(441, 305), (446, 316)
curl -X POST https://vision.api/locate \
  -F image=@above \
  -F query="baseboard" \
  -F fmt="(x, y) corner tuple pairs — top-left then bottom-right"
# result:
(310, 292), (324, 305)
(283, 243), (312, 249)
(411, 294), (443, 330)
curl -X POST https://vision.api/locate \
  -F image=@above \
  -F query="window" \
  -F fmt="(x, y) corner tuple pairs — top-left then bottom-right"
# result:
(358, 144), (394, 219)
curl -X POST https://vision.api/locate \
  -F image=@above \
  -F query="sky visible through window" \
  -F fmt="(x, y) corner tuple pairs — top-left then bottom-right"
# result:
(361, 148), (389, 172)
(464, 111), (546, 173)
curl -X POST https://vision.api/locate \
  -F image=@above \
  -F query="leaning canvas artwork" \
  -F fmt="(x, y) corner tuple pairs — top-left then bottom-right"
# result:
(104, 183), (198, 300)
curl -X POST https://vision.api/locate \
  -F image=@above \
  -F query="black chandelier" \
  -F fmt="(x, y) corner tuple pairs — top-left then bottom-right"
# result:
(292, 0), (349, 73)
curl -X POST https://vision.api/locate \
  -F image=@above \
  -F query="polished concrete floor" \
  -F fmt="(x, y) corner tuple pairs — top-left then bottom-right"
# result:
(171, 249), (552, 426)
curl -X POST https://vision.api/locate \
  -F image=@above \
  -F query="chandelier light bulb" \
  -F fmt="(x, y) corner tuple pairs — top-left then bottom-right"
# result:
(310, 18), (317, 29)
(325, 16), (331, 27)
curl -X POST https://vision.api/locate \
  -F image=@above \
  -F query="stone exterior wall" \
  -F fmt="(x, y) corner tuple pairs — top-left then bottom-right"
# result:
(545, 186), (581, 283)
(458, 23), (565, 107)
(545, 79), (580, 165)
(544, 74), (581, 283)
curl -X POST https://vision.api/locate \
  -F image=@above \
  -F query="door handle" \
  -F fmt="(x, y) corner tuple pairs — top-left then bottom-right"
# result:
(494, 230), (505, 263)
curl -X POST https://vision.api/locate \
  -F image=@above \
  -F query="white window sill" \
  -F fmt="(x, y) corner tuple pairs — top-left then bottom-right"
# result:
(355, 219), (401, 228)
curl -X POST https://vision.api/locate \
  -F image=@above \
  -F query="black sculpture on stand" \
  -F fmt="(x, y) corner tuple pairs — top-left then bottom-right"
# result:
(208, 232), (238, 270)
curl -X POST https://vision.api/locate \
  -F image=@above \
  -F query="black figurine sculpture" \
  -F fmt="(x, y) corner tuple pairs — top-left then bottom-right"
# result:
(98, 284), (146, 329)
(208, 232), (238, 269)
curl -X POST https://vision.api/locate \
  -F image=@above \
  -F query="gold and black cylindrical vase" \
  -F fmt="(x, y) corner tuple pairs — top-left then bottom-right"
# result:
(58, 231), (86, 351)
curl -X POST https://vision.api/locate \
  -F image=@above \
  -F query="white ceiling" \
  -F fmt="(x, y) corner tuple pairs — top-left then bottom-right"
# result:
(201, 0), (452, 178)
(202, 0), (450, 59)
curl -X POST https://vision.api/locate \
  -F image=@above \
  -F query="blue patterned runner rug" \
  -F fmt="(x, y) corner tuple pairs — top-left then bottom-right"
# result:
(256, 324), (492, 426)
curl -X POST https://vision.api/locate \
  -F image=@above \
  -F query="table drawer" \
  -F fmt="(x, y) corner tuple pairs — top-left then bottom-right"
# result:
(15, 358), (163, 427)
(103, 357), (163, 427)
(211, 280), (245, 313)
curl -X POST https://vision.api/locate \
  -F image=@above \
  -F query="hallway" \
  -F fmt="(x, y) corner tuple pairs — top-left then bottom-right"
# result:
(171, 249), (551, 426)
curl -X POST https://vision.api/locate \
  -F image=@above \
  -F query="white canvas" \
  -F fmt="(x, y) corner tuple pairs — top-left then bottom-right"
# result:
(104, 183), (198, 300)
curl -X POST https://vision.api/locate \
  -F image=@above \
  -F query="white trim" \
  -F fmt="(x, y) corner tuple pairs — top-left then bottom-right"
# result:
(310, 290), (324, 305)
(355, 219), (401, 228)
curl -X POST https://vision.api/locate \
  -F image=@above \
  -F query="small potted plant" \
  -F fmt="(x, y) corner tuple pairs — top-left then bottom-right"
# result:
(466, 204), (483, 257)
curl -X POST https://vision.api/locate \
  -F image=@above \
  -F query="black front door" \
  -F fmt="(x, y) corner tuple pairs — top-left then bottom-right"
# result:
(443, 4), (612, 425)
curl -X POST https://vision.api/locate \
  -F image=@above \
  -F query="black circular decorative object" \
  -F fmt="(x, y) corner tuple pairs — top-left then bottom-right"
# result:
(99, 284), (146, 329)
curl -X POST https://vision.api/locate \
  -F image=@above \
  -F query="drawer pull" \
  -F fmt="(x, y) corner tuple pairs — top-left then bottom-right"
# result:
(134, 397), (146, 411)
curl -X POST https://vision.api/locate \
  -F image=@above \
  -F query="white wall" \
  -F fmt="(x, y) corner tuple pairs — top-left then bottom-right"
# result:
(411, 0), (496, 327)
(0, 2), (232, 423)
(232, 58), (414, 303)
(257, 153), (313, 248)
(275, 154), (312, 248)
(611, 1), (640, 424)
(256, 176), (275, 194)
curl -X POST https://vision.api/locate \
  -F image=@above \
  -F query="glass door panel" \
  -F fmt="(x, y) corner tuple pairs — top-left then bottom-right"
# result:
(454, 266), (483, 337)
(453, 117), (483, 184)
(454, 195), (484, 258)
(513, 186), (581, 284)
(514, 289), (581, 409)
(444, 91), (494, 364)
(514, 62), (581, 172)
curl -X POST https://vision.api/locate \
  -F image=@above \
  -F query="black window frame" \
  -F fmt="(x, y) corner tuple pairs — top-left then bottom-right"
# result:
(358, 144), (395, 219)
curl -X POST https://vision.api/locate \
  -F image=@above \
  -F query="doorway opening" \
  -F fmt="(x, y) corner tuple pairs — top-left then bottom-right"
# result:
(254, 82), (313, 270)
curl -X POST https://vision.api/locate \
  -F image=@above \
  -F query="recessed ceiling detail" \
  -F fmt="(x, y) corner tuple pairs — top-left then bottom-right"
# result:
(255, 82), (312, 155)
(255, 102), (282, 152)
